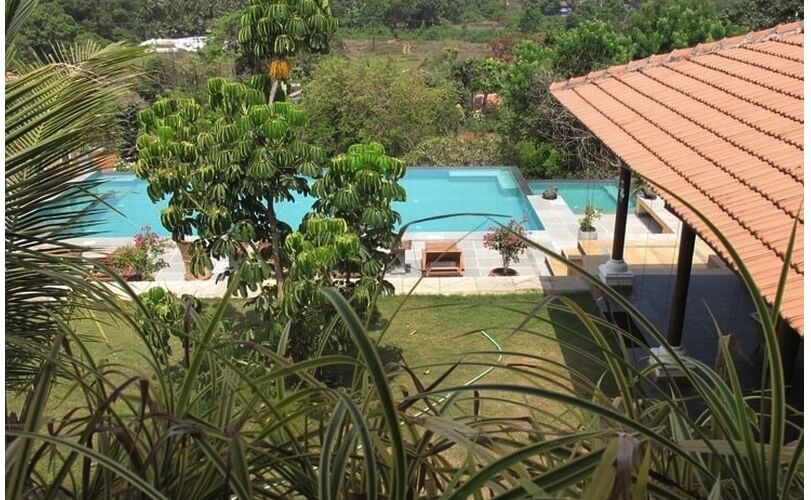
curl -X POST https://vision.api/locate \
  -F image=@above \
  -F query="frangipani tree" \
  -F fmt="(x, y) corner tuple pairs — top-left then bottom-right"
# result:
(136, 77), (325, 294)
(237, 0), (337, 102)
(311, 142), (406, 277)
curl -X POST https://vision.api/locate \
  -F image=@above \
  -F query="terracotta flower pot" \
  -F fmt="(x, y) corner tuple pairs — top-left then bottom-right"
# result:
(120, 267), (144, 281)
(176, 240), (212, 281)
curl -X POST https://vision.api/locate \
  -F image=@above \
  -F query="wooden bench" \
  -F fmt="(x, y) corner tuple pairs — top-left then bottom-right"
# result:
(545, 247), (583, 276)
(422, 241), (465, 277)
(635, 198), (674, 234)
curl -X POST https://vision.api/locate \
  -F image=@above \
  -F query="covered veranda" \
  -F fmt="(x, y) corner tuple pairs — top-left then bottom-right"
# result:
(549, 22), (804, 394)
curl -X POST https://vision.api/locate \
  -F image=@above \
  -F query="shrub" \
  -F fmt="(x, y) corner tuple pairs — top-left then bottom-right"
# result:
(403, 134), (506, 166)
(482, 218), (529, 274)
(134, 288), (186, 364)
(107, 226), (168, 279)
(511, 139), (566, 179)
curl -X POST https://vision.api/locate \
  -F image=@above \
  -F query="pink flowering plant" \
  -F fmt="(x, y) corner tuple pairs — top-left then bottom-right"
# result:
(107, 226), (168, 280)
(482, 218), (529, 274)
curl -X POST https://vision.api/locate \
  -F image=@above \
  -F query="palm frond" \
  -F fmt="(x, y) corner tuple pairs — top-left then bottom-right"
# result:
(5, 40), (145, 387)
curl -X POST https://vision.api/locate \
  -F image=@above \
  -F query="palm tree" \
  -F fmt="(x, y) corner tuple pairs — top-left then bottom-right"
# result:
(5, 0), (145, 387)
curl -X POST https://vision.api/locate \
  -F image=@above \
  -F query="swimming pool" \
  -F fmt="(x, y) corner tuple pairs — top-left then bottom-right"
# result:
(528, 180), (636, 214)
(82, 167), (543, 237)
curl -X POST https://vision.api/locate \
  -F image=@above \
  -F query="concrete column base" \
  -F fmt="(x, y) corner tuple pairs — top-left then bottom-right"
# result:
(648, 344), (690, 380)
(598, 259), (634, 287)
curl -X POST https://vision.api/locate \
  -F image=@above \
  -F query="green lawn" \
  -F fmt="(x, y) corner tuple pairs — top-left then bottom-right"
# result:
(8, 293), (610, 425)
(372, 293), (609, 423)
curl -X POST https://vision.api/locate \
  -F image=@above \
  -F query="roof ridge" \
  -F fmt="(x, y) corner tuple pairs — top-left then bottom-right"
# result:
(550, 21), (804, 91)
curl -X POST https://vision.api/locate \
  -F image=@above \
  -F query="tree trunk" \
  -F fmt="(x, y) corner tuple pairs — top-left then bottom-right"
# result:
(268, 78), (279, 105)
(267, 200), (285, 299)
(502, 255), (510, 275)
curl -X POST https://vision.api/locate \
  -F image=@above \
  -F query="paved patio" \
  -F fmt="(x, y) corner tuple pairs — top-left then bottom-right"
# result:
(612, 274), (803, 411)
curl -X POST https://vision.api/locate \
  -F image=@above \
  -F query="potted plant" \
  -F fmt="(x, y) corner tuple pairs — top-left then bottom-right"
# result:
(578, 203), (601, 240)
(105, 226), (169, 281)
(631, 173), (656, 200)
(483, 219), (529, 276)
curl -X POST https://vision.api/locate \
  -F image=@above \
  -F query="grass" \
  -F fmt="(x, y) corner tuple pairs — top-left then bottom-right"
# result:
(7, 292), (608, 427)
(373, 293), (610, 425)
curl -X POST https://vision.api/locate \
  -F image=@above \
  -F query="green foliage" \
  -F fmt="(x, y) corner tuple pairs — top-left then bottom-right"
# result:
(338, 24), (506, 43)
(6, 3), (145, 386)
(579, 202), (601, 231)
(134, 287), (186, 362)
(518, 0), (563, 32)
(9, 0), (91, 64)
(302, 57), (462, 156)
(471, 57), (506, 95)
(237, 0), (337, 65)
(312, 142), (406, 254)
(197, 11), (244, 63)
(334, 0), (507, 30)
(566, 0), (629, 29)
(511, 139), (566, 179)
(116, 102), (141, 162)
(627, 0), (736, 59)
(276, 216), (375, 360)
(141, 0), (248, 38)
(721, 0), (803, 30)
(136, 52), (236, 103)
(551, 20), (632, 77)
(402, 134), (506, 166)
(482, 218), (528, 273)
(500, 39), (553, 120)
(135, 77), (325, 289)
(10, 0), (250, 63)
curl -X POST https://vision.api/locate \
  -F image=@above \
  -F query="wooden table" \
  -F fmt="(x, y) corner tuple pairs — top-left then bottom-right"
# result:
(422, 240), (465, 277)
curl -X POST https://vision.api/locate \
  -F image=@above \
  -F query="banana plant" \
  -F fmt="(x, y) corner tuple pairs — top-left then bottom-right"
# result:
(136, 77), (326, 297)
(311, 142), (406, 279)
(237, 0), (337, 103)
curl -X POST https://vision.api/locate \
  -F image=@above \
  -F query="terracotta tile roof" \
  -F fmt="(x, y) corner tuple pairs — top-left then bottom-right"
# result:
(550, 22), (804, 335)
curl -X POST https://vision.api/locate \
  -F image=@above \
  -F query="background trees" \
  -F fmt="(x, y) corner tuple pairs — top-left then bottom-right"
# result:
(627, 0), (736, 58)
(302, 57), (462, 156)
(720, 0), (803, 29)
(551, 20), (632, 77)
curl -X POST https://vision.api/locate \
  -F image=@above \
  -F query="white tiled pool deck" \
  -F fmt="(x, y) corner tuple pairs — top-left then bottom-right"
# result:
(90, 230), (591, 298)
(79, 188), (703, 299)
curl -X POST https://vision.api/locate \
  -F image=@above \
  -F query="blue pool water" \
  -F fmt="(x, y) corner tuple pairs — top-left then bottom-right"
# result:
(528, 180), (636, 214)
(83, 168), (543, 237)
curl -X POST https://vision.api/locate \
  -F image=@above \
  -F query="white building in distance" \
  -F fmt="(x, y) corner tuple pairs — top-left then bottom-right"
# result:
(139, 36), (208, 53)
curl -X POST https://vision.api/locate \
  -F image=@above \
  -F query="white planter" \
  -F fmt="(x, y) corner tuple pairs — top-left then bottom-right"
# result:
(578, 229), (598, 240)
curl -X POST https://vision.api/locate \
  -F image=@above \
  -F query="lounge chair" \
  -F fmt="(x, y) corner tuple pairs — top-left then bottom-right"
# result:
(422, 240), (465, 277)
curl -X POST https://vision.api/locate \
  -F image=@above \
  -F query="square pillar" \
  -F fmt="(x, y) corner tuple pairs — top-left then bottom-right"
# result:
(650, 223), (696, 379)
(599, 167), (634, 287)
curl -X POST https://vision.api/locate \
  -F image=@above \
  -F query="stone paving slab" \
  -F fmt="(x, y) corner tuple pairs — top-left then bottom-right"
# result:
(107, 273), (589, 299)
